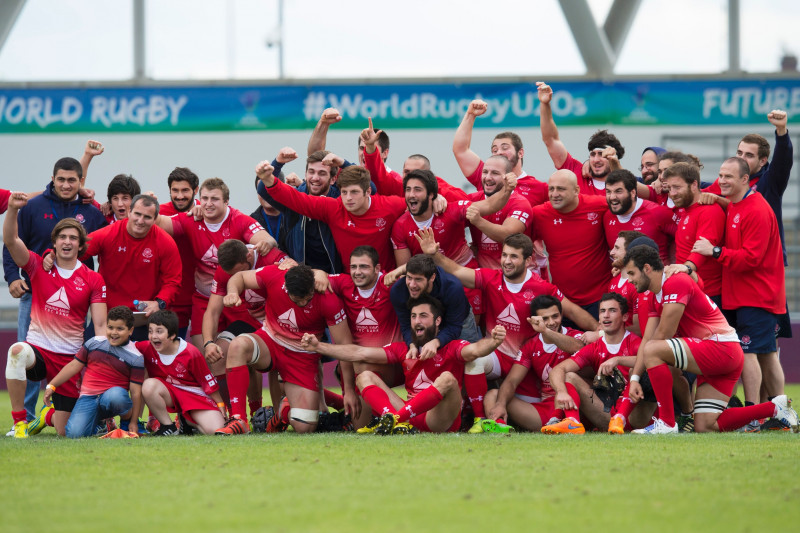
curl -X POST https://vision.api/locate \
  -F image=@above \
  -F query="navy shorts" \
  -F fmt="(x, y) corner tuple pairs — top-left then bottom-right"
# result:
(728, 307), (778, 354)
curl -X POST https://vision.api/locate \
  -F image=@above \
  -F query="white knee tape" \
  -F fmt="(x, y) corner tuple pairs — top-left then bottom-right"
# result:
(289, 408), (319, 424)
(667, 338), (689, 371)
(239, 334), (260, 365)
(216, 330), (236, 343)
(6, 343), (35, 381)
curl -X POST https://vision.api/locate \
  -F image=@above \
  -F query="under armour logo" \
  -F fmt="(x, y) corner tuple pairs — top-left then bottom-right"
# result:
(553, 219), (562, 224)
(118, 247), (126, 252)
(608, 220), (616, 225)
(404, 406), (417, 418)
(44, 214), (53, 219)
(231, 397), (239, 403)
(347, 220), (355, 227)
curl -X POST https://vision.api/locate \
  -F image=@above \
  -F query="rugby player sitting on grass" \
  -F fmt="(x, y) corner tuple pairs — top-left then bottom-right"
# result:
(301, 295), (506, 435)
(36, 306), (144, 438)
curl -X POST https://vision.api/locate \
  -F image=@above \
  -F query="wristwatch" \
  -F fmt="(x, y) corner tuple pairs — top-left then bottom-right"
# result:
(712, 246), (722, 259)
(155, 298), (167, 310)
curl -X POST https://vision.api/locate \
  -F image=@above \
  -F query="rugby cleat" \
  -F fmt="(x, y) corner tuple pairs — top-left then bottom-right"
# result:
(607, 415), (625, 434)
(374, 413), (399, 435)
(264, 413), (288, 433)
(771, 395), (799, 433)
(481, 418), (514, 434)
(146, 415), (160, 433)
(26, 404), (53, 436)
(541, 418), (585, 435)
(741, 420), (761, 433)
(356, 416), (381, 434)
(467, 417), (485, 434)
(153, 423), (179, 436)
(759, 417), (791, 431)
(12, 420), (28, 439)
(677, 414), (694, 433)
(214, 416), (250, 435)
(631, 418), (678, 434)
(392, 421), (418, 435)
(177, 413), (194, 436)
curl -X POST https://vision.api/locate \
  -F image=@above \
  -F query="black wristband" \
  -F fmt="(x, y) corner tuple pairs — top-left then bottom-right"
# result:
(204, 340), (216, 348)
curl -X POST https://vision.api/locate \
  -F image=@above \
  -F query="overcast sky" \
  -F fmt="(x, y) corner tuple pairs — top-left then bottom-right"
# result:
(1, 0), (798, 82)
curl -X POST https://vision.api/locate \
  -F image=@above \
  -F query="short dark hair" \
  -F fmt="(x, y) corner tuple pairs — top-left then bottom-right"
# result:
(284, 265), (315, 298)
(531, 294), (562, 315)
(486, 154), (513, 173)
(168, 167), (199, 190)
(107, 305), (135, 329)
(605, 169), (637, 192)
(403, 169), (438, 199)
(148, 310), (179, 340)
(406, 154), (430, 170)
(600, 292), (628, 315)
(107, 174), (141, 202)
(200, 178), (230, 202)
(358, 130), (390, 153)
(337, 166), (371, 193)
(406, 254), (436, 279)
(723, 156), (750, 177)
(623, 245), (663, 272)
(588, 129), (625, 159)
(503, 233), (534, 260)
(662, 162), (700, 186)
(493, 131), (523, 152)
(739, 133), (770, 160)
(130, 194), (160, 216)
(350, 245), (379, 267)
(217, 239), (249, 272)
(660, 151), (703, 170)
(616, 230), (646, 249)
(407, 294), (444, 321)
(53, 157), (83, 180)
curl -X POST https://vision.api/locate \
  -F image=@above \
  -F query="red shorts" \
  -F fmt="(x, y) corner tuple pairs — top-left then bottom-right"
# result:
(30, 345), (80, 399)
(683, 338), (744, 397)
(253, 329), (320, 392)
(154, 377), (218, 417)
(410, 409), (462, 433)
(190, 293), (260, 337)
(170, 303), (192, 329)
(495, 351), (539, 399)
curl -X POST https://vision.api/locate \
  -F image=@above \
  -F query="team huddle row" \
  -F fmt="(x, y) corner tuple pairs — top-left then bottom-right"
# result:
(2, 81), (798, 438)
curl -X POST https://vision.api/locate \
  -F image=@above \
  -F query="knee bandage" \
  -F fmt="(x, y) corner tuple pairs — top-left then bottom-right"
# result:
(465, 355), (493, 376)
(6, 343), (35, 381)
(238, 334), (260, 365)
(289, 408), (319, 424)
(666, 338), (689, 371)
(216, 330), (236, 344)
(693, 398), (726, 414)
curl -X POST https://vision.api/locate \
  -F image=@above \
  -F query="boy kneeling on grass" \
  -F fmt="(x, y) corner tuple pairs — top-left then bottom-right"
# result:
(137, 310), (226, 436)
(35, 306), (144, 438)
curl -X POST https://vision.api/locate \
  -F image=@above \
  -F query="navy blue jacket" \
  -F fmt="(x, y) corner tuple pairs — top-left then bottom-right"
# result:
(753, 130), (793, 266)
(3, 182), (107, 287)
(390, 267), (470, 348)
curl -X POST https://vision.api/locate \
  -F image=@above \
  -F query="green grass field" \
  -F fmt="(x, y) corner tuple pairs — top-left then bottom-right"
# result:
(2, 388), (799, 533)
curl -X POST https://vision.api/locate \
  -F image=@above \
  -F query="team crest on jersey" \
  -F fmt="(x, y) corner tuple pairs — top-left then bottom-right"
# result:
(587, 212), (598, 221)
(497, 304), (521, 331)
(376, 218), (387, 229)
(278, 308), (298, 330)
(222, 228), (230, 238)
(76, 214), (85, 224)
(682, 215), (690, 225)
(174, 362), (188, 378)
(523, 289), (535, 302)
(142, 248), (153, 259)
(733, 213), (741, 224)
(45, 287), (70, 316)
(73, 276), (86, 290)
(433, 219), (445, 231)
(632, 216), (644, 228)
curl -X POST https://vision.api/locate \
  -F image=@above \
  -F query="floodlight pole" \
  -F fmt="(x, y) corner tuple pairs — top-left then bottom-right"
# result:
(728, 0), (741, 74)
(133, 0), (146, 81)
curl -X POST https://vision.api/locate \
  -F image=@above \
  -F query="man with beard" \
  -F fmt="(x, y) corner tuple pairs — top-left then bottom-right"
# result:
(416, 229), (597, 431)
(302, 295), (507, 434)
(662, 162), (725, 306)
(452, 99), (548, 208)
(485, 295), (585, 432)
(537, 81), (625, 196)
(622, 245), (797, 434)
(602, 169), (676, 264)
(639, 147), (666, 185)
(159, 167), (200, 338)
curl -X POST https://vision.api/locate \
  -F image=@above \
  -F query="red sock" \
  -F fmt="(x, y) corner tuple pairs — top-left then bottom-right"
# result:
(248, 398), (262, 417)
(647, 364), (675, 426)
(360, 385), (395, 416)
(463, 373), (488, 418)
(564, 383), (581, 421)
(323, 389), (345, 410)
(11, 410), (26, 425)
(397, 386), (443, 423)
(225, 365), (250, 419)
(716, 402), (775, 432)
(614, 387), (636, 422)
(45, 407), (55, 426)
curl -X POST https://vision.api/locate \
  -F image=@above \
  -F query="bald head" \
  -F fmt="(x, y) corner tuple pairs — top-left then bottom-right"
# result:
(548, 170), (580, 212)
